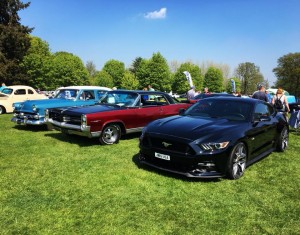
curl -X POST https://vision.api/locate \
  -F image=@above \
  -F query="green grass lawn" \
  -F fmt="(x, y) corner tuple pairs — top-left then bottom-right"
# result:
(0, 114), (299, 234)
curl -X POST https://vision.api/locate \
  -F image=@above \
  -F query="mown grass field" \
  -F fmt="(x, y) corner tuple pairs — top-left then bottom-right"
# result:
(0, 113), (299, 234)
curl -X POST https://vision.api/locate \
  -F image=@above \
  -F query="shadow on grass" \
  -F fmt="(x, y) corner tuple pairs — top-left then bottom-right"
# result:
(289, 128), (300, 136)
(132, 154), (221, 183)
(12, 124), (49, 132)
(44, 131), (141, 147)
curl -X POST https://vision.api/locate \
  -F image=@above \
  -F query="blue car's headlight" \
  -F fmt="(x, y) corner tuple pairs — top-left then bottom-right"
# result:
(199, 141), (229, 151)
(32, 104), (38, 112)
(13, 103), (22, 111)
(45, 109), (49, 120)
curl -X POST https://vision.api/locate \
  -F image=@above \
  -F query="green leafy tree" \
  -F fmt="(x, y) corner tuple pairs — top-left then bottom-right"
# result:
(135, 58), (151, 89)
(273, 53), (300, 97)
(136, 52), (171, 92)
(120, 70), (139, 90)
(21, 36), (51, 90)
(95, 70), (114, 88)
(102, 59), (125, 88)
(47, 52), (89, 89)
(0, 0), (33, 85)
(129, 57), (143, 76)
(235, 62), (264, 95)
(148, 52), (171, 92)
(172, 62), (203, 94)
(203, 67), (224, 92)
(86, 60), (97, 85)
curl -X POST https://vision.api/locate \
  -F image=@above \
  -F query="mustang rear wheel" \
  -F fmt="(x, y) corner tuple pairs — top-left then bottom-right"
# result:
(227, 142), (247, 180)
(99, 124), (121, 145)
(276, 126), (288, 152)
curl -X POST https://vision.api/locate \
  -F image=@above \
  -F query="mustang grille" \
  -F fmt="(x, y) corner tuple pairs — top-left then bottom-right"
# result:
(143, 136), (195, 155)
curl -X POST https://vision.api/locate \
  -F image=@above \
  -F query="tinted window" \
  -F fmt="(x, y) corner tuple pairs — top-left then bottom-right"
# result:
(28, 89), (34, 94)
(254, 103), (270, 117)
(15, 89), (26, 95)
(185, 99), (251, 121)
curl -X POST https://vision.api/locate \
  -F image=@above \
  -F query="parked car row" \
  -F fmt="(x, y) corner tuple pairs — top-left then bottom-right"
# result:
(11, 86), (111, 125)
(0, 85), (47, 114)
(3, 86), (290, 180)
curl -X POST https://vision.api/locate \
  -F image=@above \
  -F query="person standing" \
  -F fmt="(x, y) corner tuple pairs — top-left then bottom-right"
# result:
(265, 90), (272, 103)
(252, 84), (268, 102)
(204, 87), (210, 94)
(272, 88), (290, 113)
(0, 83), (6, 92)
(148, 84), (154, 91)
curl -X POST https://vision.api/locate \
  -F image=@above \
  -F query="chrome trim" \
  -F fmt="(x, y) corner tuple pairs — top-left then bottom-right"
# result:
(47, 118), (101, 138)
(11, 117), (45, 125)
(126, 127), (143, 133)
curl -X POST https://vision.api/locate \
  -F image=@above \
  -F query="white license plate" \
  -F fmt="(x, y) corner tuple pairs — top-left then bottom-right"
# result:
(155, 152), (170, 161)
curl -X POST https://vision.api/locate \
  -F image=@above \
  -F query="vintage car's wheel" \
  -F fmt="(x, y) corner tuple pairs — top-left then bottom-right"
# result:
(0, 106), (5, 115)
(99, 124), (121, 145)
(227, 142), (247, 180)
(276, 126), (288, 152)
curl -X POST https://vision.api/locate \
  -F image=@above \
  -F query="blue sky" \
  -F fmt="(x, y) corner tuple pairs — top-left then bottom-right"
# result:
(20, 0), (300, 85)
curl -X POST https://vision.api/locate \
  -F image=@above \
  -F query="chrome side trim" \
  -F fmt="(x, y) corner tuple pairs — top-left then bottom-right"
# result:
(126, 127), (144, 133)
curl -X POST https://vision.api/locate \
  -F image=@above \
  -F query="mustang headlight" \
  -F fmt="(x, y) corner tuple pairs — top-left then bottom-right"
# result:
(81, 114), (87, 128)
(199, 141), (229, 151)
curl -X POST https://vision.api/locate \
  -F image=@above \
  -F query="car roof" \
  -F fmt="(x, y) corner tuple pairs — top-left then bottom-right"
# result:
(58, 86), (111, 90)
(7, 85), (37, 89)
(203, 96), (264, 104)
(108, 90), (169, 95)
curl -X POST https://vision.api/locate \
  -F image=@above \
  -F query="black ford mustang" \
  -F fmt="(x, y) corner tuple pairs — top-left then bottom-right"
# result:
(139, 97), (289, 180)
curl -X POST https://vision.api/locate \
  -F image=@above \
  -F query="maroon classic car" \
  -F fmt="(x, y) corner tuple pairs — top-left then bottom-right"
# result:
(45, 90), (192, 144)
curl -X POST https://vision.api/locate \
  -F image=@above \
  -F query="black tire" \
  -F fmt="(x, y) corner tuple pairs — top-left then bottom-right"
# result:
(99, 124), (121, 145)
(0, 106), (5, 115)
(276, 126), (288, 152)
(227, 142), (247, 180)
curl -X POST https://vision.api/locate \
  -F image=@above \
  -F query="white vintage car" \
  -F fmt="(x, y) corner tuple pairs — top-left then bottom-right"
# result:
(0, 85), (47, 114)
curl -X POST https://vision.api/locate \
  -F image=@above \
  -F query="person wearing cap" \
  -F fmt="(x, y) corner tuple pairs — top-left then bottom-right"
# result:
(252, 84), (268, 102)
(187, 86), (196, 101)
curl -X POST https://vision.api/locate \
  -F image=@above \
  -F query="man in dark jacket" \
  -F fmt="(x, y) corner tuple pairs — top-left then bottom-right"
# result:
(252, 84), (268, 102)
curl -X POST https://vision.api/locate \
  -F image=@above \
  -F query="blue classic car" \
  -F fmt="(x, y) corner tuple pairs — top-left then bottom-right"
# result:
(11, 86), (111, 125)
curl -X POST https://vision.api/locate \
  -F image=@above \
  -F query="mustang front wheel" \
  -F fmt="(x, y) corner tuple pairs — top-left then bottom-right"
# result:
(227, 142), (247, 180)
(99, 124), (121, 145)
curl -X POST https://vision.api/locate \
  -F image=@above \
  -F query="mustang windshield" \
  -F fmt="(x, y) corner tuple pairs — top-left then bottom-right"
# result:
(185, 99), (251, 121)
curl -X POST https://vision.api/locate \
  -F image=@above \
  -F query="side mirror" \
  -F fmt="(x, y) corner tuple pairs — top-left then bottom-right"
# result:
(179, 108), (185, 115)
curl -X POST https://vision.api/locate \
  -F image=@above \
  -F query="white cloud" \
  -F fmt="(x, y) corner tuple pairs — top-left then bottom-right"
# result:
(144, 8), (167, 19)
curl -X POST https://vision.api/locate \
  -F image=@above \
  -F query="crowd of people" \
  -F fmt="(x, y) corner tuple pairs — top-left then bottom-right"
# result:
(185, 83), (291, 118)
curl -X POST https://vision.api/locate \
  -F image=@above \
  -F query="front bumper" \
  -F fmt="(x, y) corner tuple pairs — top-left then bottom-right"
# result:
(11, 116), (45, 125)
(47, 118), (101, 138)
(138, 149), (227, 179)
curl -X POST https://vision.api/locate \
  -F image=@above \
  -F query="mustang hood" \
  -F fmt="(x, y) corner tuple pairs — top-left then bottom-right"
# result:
(147, 115), (247, 141)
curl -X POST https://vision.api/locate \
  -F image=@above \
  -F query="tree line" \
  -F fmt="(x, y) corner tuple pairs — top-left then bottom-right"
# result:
(1, 0), (300, 97)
